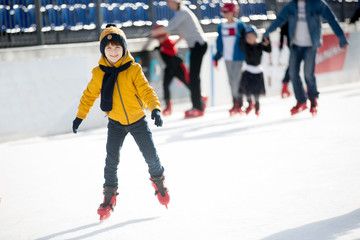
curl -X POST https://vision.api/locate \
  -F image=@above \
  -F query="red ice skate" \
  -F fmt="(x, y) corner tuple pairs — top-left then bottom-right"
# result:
(185, 108), (204, 118)
(245, 102), (255, 115)
(162, 101), (172, 116)
(281, 83), (291, 98)
(201, 95), (208, 109)
(309, 98), (318, 116)
(97, 186), (119, 221)
(290, 102), (307, 115)
(229, 102), (244, 116)
(150, 175), (170, 208)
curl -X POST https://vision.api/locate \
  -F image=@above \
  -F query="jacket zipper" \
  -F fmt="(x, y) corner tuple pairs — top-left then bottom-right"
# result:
(116, 80), (130, 125)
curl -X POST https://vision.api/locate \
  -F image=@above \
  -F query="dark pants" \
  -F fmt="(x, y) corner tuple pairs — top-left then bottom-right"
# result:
(282, 66), (290, 83)
(289, 44), (319, 104)
(190, 42), (208, 110)
(104, 117), (164, 188)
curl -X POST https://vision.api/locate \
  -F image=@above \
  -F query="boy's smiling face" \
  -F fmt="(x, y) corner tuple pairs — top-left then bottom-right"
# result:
(104, 41), (124, 65)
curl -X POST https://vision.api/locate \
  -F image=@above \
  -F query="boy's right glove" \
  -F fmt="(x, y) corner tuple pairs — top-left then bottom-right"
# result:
(72, 117), (83, 133)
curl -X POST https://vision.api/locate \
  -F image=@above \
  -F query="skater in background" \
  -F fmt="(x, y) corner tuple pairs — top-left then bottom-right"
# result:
(213, 1), (247, 116)
(151, 0), (208, 118)
(152, 24), (191, 116)
(239, 25), (271, 116)
(279, 21), (291, 98)
(72, 24), (169, 221)
(263, 0), (348, 116)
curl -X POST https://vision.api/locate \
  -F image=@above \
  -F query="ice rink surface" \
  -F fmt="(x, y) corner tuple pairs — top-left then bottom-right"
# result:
(1, 82), (360, 240)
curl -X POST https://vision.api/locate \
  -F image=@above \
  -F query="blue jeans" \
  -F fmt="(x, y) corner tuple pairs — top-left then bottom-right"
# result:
(104, 117), (164, 187)
(289, 45), (319, 104)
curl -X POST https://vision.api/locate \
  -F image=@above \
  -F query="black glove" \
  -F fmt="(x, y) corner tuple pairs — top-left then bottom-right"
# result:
(72, 117), (83, 133)
(151, 109), (163, 127)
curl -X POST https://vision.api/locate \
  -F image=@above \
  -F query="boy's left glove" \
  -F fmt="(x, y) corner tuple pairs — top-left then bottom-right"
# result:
(151, 109), (163, 127)
(72, 117), (83, 133)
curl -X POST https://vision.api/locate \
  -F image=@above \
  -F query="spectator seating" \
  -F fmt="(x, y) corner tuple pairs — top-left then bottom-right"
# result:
(0, 0), (270, 34)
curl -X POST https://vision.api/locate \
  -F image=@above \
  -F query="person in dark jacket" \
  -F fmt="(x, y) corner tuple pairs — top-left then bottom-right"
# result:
(239, 25), (271, 116)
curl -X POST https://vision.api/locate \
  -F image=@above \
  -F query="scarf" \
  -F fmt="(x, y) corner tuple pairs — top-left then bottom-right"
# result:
(99, 61), (132, 112)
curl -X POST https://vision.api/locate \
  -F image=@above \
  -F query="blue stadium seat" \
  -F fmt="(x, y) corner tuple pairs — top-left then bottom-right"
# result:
(5, 8), (15, 32)
(240, 3), (249, 17)
(135, 5), (149, 22)
(0, 6), (7, 32)
(74, 5), (86, 26)
(257, 1), (266, 15)
(27, 6), (36, 29)
(123, 5), (134, 23)
(86, 3), (95, 25)
(14, 6), (25, 31)
(112, 5), (122, 24)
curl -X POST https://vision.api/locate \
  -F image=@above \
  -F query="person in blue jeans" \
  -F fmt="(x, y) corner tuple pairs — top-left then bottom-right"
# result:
(263, 0), (348, 116)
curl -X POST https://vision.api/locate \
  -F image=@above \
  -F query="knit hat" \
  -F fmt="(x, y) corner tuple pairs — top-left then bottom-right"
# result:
(99, 24), (127, 58)
(168, 0), (181, 3)
(244, 25), (257, 37)
(221, 2), (239, 16)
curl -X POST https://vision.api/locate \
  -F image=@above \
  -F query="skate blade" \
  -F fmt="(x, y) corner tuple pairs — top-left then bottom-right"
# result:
(99, 214), (110, 221)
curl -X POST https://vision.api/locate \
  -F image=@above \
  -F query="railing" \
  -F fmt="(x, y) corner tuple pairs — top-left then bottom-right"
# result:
(1, 0), (357, 48)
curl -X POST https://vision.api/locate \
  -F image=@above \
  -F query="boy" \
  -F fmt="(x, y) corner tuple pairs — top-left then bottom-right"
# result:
(72, 24), (170, 221)
(213, 2), (246, 116)
(239, 25), (271, 116)
(263, 0), (348, 116)
(152, 24), (191, 116)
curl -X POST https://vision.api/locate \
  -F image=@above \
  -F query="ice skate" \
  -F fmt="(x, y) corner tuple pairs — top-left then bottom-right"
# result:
(281, 83), (291, 98)
(309, 98), (318, 116)
(162, 101), (172, 116)
(245, 101), (254, 115)
(150, 175), (170, 208)
(229, 102), (239, 116)
(201, 95), (208, 109)
(185, 108), (204, 118)
(255, 102), (260, 116)
(229, 99), (244, 116)
(97, 186), (119, 221)
(290, 102), (307, 115)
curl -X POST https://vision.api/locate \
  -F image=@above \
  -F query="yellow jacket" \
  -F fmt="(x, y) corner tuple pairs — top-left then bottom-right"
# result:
(76, 51), (161, 125)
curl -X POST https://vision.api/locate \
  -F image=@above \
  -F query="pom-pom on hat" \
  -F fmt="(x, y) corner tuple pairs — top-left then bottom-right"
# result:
(99, 24), (127, 57)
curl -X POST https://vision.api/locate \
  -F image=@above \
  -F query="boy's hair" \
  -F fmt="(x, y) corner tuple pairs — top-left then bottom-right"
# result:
(100, 24), (127, 58)
(105, 40), (123, 47)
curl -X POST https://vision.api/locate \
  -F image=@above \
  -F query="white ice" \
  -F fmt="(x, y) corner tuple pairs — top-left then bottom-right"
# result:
(1, 82), (360, 240)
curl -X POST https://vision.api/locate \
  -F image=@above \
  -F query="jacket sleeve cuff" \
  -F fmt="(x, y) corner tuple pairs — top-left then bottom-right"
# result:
(76, 110), (88, 120)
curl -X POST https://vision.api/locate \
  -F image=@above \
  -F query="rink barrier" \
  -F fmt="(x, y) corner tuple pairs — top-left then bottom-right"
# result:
(0, 24), (359, 142)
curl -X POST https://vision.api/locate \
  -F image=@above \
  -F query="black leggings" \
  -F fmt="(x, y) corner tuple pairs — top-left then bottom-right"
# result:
(190, 42), (208, 110)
